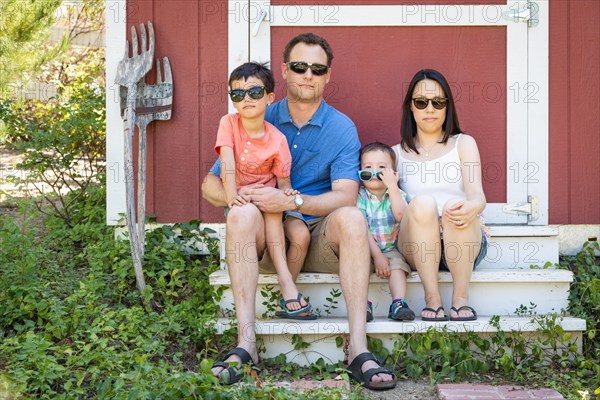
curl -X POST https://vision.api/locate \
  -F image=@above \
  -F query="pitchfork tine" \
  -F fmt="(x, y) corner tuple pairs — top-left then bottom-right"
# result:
(140, 23), (147, 55)
(131, 26), (138, 56)
(156, 58), (162, 84)
(163, 57), (172, 84)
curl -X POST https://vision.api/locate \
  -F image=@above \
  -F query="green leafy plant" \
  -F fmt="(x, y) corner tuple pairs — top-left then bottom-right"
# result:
(321, 288), (341, 317)
(260, 284), (282, 318)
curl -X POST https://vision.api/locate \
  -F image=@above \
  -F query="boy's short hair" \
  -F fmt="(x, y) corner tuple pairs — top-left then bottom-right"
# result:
(229, 62), (275, 93)
(283, 32), (334, 66)
(359, 141), (397, 167)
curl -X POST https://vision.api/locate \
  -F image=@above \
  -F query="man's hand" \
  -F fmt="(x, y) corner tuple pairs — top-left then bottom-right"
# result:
(244, 186), (292, 213)
(374, 253), (391, 279)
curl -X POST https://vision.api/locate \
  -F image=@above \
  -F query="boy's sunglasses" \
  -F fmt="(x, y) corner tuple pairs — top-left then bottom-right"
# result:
(358, 170), (383, 182)
(228, 86), (265, 102)
(412, 97), (448, 110)
(286, 61), (329, 76)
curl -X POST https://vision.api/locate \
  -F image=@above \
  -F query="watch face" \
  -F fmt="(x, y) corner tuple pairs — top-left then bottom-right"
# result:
(295, 194), (303, 206)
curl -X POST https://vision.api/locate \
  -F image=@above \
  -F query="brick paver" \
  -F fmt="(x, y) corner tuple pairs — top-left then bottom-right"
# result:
(436, 384), (564, 399)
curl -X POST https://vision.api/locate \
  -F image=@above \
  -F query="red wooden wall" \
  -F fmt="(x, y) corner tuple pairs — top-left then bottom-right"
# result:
(126, 0), (600, 224)
(548, 0), (600, 224)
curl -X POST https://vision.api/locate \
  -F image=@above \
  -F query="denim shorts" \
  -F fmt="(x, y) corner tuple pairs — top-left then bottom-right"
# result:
(439, 231), (488, 271)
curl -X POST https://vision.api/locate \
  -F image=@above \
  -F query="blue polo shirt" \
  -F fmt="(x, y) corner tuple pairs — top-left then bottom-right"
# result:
(210, 98), (361, 219)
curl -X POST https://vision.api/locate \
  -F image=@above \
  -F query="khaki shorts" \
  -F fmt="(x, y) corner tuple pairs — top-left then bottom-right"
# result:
(373, 248), (411, 275)
(259, 214), (341, 274)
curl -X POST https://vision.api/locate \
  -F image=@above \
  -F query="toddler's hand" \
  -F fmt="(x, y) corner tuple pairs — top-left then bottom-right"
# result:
(380, 168), (399, 189)
(374, 253), (391, 279)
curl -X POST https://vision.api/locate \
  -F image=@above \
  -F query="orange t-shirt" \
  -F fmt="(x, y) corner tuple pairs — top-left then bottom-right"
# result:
(214, 113), (292, 189)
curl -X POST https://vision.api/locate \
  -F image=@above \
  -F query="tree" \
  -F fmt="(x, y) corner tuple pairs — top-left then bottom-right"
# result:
(0, 0), (63, 98)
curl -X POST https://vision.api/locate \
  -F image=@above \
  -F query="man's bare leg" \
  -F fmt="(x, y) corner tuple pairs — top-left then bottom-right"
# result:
(212, 204), (264, 377)
(325, 207), (394, 384)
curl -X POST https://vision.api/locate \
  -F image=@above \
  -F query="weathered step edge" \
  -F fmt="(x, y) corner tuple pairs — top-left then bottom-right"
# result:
(209, 269), (573, 285)
(214, 316), (586, 335)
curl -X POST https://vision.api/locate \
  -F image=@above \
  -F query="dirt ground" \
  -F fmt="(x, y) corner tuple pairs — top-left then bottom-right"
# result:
(361, 379), (438, 399)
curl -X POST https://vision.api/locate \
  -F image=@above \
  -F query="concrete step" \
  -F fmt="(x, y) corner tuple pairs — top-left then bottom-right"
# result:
(213, 316), (586, 366)
(210, 268), (573, 317)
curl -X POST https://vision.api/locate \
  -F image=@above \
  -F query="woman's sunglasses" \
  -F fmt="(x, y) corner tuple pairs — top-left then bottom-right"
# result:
(286, 61), (329, 76)
(358, 170), (383, 182)
(228, 86), (265, 103)
(412, 97), (448, 110)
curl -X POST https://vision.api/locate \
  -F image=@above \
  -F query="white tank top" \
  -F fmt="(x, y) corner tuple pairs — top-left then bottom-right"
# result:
(393, 134), (465, 216)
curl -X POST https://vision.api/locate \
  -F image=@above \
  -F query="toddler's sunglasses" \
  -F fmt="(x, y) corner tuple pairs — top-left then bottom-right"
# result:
(358, 170), (383, 182)
(412, 97), (448, 110)
(228, 86), (265, 103)
(286, 61), (329, 76)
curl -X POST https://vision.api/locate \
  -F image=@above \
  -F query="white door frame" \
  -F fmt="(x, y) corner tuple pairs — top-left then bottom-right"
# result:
(229, 0), (549, 225)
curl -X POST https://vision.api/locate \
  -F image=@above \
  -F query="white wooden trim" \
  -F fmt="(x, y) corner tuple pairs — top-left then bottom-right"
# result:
(105, 0), (127, 225)
(527, 0), (549, 225)
(228, 0), (250, 114)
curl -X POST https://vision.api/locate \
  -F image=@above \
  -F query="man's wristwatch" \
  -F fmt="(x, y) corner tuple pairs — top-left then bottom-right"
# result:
(293, 193), (304, 211)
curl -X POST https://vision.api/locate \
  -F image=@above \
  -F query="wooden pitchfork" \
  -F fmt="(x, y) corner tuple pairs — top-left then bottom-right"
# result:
(114, 22), (155, 292)
(118, 57), (174, 288)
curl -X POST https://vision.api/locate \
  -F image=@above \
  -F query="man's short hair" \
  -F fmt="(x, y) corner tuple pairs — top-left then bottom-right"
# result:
(359, 141), (397, 167)
(228, 62), (275, 93)
(283, 33), (334, 66)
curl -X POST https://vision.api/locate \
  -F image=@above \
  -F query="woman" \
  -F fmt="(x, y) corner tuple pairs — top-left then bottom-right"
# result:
(393, 69), (488, 321)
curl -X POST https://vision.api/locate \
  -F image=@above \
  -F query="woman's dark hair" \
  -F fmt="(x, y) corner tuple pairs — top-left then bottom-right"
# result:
(400, 69), (462, 153)
(359, 141), (397, 167)
(228, 62), (275, 94)
(283, 32), (334, 66)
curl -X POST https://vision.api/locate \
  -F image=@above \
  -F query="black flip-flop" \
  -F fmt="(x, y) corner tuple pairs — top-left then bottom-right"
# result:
(421, 306), (449, 321)
(450, 305), (478, 321)
(212, 347), (260, 385)
(346, 352), (397, 391)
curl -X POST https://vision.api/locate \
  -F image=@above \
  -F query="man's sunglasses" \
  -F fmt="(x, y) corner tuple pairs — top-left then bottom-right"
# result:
(412, 97), (448, 110)
(358, 170), (383, 182)
(228, 86), (265, 103)
(286, 61), (329, 76)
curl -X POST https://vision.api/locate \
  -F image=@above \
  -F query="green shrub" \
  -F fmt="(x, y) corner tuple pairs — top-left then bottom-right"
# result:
(0, 74), (105, 225)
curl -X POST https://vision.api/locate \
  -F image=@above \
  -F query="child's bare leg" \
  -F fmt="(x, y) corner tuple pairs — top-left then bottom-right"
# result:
(284, 217), (310, 282)
(265, 212), (306, 311)
(389, 270), (408, 300)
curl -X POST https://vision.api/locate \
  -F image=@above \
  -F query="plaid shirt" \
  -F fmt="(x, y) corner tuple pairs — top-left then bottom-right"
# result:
(357, 186), (407, 252)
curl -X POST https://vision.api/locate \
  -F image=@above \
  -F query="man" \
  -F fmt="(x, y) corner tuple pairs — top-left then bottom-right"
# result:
(202, 33), (396, 391)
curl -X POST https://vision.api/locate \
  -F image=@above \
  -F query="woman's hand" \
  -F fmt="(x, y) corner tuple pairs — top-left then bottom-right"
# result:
(374, 253), (391, 279)
(444, 200), (479, 229)
(380, 168), (399, 190)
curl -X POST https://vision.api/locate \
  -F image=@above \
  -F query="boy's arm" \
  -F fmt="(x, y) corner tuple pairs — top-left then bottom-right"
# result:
(219, 146), (243, 207)
(276, 176), (296, 195)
